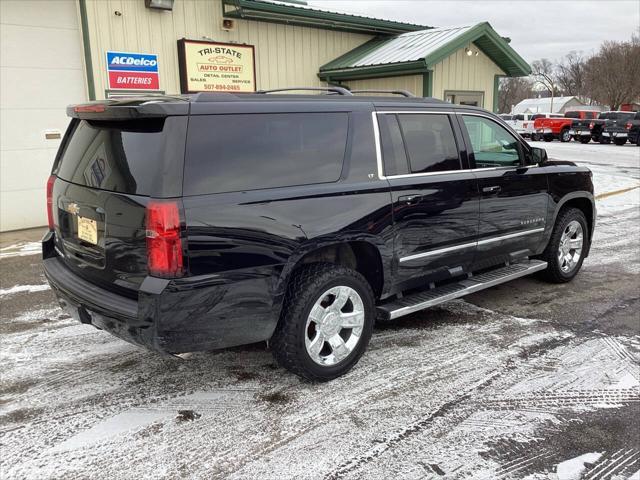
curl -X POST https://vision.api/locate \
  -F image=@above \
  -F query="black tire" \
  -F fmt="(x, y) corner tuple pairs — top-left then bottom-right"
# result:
(560, 128), (571, 142)
(579, 136), (591, 144)
(531, 133), (539, 142)
(637, 135), (640, 146)
(614, 138), (627, 146)
(543, 134), (554, 142)
(538, 208), (588, 283)
(271, 263), (375, 381)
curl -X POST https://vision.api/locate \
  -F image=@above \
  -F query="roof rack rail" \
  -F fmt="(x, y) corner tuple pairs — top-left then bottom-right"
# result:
(255, 87), (353, 96)
(349, 89), (416, 98)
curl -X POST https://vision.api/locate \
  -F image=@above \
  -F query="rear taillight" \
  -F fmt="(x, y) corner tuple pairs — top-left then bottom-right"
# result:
(589, 122), (595, 129)
(46, 175), (56, 230)
(146, 200), (185, 278)
(626, 122), (632, 130)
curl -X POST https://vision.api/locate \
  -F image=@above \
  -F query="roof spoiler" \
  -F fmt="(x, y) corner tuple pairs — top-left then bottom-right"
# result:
(67, 97), (189, 120)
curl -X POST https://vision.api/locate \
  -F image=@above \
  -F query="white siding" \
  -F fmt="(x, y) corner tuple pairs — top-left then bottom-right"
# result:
(0, 0), (87, 231)
(83, 0), (373, 97)
(432, 42), (504, 109)
(343, 75), (423, 97)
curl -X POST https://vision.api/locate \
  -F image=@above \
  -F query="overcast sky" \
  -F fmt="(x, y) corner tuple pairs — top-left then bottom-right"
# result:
(307, 1), (640, 63)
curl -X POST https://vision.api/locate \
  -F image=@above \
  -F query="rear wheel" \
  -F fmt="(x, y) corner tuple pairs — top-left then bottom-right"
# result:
(530, 133), (539, 142)
(560, 128), (571, 142)
(538, 208), (588, 283)
(614, 138), (627, 146)
(271, 263), (375, 381)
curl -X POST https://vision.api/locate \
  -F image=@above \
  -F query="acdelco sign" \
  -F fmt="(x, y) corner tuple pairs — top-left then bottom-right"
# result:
(106, 51), (159, 91)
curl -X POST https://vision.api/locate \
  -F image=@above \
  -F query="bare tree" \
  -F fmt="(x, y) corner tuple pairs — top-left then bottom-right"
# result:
(531, 59), (558, 111)
(584, 36), (640, 110)
(556, 52), (588, 101)
(498, 77), (532, 113)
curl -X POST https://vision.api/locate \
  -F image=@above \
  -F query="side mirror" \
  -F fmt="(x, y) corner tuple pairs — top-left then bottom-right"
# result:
(529, 147), (548, 165)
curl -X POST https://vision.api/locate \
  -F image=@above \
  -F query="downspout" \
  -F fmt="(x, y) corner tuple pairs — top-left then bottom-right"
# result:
(78, 0), (96, 100)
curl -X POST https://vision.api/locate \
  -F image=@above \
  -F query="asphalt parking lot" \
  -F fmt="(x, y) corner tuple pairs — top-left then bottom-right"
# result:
(1, 142), (638, 480)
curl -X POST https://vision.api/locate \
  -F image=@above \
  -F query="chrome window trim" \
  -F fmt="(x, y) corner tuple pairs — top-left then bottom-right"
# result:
(372, 110), (533, 179)
(398, 227), (545, 263)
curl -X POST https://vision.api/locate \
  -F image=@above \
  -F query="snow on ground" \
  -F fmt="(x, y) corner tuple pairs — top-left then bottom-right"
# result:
(0, 141), (639, 479)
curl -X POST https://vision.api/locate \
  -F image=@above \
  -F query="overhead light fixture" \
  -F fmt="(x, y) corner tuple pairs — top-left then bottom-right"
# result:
(465, 48), (473, 56)
(145, 0), (174, 11)
(475, 51), (479, 56)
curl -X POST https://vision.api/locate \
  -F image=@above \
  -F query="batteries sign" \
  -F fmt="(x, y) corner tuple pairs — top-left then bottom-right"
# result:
(106, 51), (160, 90)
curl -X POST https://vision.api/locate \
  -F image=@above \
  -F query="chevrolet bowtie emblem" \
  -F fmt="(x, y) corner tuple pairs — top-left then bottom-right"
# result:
(67, 203), (80, 215)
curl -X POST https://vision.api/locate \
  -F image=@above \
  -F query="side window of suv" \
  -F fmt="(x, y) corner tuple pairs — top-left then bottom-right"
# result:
(184, 113), (348, 195)
(396, 114), (461, 174)
(461, 115), (522, 168)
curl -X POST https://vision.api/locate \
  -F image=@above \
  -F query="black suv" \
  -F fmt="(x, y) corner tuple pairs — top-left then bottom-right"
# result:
(43, 88), (595, 381)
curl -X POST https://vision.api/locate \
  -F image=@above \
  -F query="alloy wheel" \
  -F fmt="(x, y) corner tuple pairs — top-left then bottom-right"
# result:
(304, 286), (365, 366)
(557, 220), (584, 273)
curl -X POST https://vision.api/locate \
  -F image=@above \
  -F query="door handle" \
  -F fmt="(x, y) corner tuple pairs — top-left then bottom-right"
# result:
(482, 186), (501, 194)
(398, 194), (421, 205)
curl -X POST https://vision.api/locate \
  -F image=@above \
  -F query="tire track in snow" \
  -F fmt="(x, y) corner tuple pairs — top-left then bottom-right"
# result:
(584, 448), (640, 479)
(322, 370), (504, 480)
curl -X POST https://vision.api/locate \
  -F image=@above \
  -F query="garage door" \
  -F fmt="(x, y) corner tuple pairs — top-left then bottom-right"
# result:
(1, 0), (87, 231)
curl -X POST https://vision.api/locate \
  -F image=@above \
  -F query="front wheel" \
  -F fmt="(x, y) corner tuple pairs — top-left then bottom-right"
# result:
(271, 263), (375, 381)
(538, 208), (588, 283)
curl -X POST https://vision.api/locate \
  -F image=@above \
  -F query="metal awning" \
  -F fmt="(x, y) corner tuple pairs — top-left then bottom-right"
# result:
(319, 22), (531, 80)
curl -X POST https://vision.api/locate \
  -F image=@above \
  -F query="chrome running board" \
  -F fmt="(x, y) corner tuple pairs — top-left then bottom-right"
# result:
(377, 260), (548, 321)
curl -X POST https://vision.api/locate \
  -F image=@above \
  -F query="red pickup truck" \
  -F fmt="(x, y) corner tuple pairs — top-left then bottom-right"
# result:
(534, 110), (600, 142)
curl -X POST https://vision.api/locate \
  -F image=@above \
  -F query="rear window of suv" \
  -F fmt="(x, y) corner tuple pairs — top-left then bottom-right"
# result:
(184, 113), (348, 195)
(54, 118), (171, 196)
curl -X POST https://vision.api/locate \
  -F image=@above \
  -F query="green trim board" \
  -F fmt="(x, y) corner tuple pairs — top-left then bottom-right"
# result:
(422, 72), (433, 97)
(222, 0), (430, 35)
(319, 22), (531, 80)
(78, 0), (95, 101)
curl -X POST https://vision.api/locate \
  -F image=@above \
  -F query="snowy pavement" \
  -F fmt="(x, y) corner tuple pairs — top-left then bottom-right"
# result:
(1, 142), (639, 479)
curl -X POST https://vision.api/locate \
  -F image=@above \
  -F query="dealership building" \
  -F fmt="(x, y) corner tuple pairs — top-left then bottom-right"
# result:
(0, 0), (531, 231)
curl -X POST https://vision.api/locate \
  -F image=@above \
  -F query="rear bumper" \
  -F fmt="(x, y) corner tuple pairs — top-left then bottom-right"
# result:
(42, 232), (281, 354)
(569, 129), (591, 136)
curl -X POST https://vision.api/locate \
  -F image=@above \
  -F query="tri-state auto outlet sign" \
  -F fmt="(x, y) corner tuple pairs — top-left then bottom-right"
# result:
(177, 39), (256, 93)
(106, 51), (159, 91)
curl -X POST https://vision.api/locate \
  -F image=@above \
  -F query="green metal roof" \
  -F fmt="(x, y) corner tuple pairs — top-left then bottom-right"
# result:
(222, 0), (431, 35)
(319, 22), (531, 80)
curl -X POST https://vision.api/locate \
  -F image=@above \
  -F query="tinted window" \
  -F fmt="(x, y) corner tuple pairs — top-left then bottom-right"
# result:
(515, 114), (525, 121)
(531, 114), (544, 120)
(564, 111), (580, 119)
(54, 118), (169, 195)
(379, 114), (409, 176)
(396, 114), (460, 173)
(184, 113), (348, 195)
(462, 115), (522, 168)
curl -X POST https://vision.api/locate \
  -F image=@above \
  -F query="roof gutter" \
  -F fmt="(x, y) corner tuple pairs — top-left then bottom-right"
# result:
(319, 60), (429, 81)
(222, 0), (429, 35)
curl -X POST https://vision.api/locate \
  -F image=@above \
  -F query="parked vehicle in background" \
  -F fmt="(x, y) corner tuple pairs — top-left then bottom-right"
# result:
(601, 111), (636, 145)
(42, 89), (596, 381)
(572, 111), (635, 144)
(535, 110), (600, 143)
(625, 111), (640, 146)
(524, 113), (563, 141)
